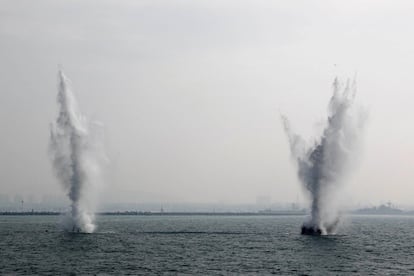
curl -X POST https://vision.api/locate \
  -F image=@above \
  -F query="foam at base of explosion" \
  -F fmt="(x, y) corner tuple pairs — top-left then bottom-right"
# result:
(61, 212), (96, 233)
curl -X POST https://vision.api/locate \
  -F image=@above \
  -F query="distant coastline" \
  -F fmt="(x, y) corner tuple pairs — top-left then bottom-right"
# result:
(1, 208), (414, 216)
(352, 204), (404, 215)
(0, 211), (306, 216)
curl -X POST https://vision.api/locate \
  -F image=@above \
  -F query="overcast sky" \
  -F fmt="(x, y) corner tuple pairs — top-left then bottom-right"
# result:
(1, 0), (414, 206)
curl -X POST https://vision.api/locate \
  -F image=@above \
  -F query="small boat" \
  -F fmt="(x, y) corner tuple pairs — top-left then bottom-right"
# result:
(72, 226), (81, 233)
(301, 225), (322, 235)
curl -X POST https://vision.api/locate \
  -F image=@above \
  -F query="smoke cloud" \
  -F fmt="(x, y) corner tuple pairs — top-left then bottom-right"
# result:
(49, 70), (104, 233)
(282, 78), (365, 234)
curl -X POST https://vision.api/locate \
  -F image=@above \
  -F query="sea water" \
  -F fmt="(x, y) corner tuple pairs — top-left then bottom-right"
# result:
(1, 215), (414, 275)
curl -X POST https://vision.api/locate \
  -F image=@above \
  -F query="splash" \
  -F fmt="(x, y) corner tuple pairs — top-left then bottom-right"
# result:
(282, 78), (365, 235)
(49, 70), (102, 233)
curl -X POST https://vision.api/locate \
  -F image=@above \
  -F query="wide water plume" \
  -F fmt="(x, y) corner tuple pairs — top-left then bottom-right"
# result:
(282, 78), (365, 234)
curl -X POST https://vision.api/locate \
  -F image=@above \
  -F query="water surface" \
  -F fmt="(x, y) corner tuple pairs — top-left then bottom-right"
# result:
(1, 215), (414, 275)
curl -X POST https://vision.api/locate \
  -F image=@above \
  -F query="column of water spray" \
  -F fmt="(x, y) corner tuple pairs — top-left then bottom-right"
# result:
(49, 70), (103, 233)
(282, 78), (365, 235)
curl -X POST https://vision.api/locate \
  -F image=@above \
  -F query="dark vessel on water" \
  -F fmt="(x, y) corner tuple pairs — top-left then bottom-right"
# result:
(72, 226), (81, 233)
(301, 225), (322, 235)
(300, 217), (340, 235)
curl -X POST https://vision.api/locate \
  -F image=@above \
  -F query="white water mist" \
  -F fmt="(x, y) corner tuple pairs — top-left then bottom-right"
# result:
(282, 78), (365, 234)
(49, 70), (103, 233)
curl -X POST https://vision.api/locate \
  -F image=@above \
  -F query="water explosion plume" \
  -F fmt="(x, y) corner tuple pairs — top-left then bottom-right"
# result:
(49, 70), (103, 233)
(281, 78), (365, 235)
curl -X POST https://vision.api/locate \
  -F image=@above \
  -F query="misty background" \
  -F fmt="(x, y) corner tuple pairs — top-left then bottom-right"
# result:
(1, 0), (414, 211)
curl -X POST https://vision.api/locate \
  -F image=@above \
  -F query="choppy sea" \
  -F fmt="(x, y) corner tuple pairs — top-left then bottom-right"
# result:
(1, 215), (414, 275)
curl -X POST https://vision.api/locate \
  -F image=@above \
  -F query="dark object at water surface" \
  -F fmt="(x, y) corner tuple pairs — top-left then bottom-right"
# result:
(301, 225), (322, 235)
(71, 226), (81, 233)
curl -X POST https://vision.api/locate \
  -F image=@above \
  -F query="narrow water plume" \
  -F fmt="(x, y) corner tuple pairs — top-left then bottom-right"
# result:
(49, 70), (103, 233)
(281, 78), (365, 235)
